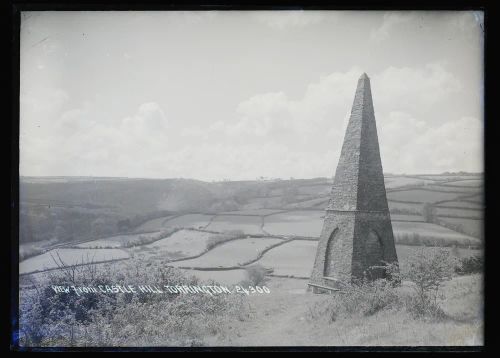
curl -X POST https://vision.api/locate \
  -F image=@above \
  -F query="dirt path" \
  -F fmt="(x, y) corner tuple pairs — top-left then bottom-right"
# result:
(217, 278), (327, 346)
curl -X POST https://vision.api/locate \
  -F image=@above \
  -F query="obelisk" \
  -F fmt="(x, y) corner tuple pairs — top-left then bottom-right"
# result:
(308, 73), (398, 293)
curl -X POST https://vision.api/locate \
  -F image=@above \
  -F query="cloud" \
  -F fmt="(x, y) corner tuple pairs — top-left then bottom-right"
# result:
(372, 63), (463, 112)
(122, 102), (168, 134)
(254, 11), (326, 30)
(214, 63), (461, 140)
(19, 64), (480, 180)
(199, 63), (477, 176)
(20, 101), (170, 177)
(370, 12), (414, 43)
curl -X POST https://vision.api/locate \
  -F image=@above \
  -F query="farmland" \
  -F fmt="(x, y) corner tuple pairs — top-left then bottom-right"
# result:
(19, 172), (483, 280)
(18, 173), (484, 347)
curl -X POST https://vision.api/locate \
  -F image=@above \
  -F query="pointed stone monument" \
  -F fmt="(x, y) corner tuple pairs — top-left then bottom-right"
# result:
(308, 73), (398, 293)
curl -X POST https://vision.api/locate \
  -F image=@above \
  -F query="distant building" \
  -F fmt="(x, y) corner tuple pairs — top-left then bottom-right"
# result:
(309, 73), (399, 293)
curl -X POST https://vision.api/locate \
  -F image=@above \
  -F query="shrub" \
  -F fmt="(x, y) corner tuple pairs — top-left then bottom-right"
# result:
(401, 247), (457, 318)
(205, 230), (245, 251)
(19, 257), (245, 347)
(240, 264), (268, 287)
(422, 203), (436, 223)
(120, 228), (179, 248)
(455, 254), (483, 275)
(307, 278), (401, 323)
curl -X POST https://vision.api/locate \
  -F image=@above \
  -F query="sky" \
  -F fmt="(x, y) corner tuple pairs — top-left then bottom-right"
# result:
(19, 11), (484, 181)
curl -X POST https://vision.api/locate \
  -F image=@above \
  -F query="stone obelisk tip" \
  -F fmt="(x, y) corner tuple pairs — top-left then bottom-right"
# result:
(359, 72), (369, 80)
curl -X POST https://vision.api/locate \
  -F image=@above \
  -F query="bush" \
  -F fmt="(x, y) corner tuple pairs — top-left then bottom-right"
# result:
(120, 228), (180, 248)
(19, 258), (245, 347)
(307, 278), (401, 323)
(455, 254), (483, 275)
(205, 230), (245, 251)
(400, 248), (457, 318)
(240, 265), (268, 287)
(308, 249), (460, 323)
(422, 203), (436, 223)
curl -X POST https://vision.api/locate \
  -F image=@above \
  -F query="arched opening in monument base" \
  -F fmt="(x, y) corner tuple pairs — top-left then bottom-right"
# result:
(323, 228), (338, 279)
(363, 229), (386, 281)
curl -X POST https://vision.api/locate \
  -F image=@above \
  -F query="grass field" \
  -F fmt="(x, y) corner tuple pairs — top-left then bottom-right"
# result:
(219, 209), (284, 216)
(395, 244), (481, 262)
(435, 207), (483, 219)
(297, 185), (331, 196)
(444, 179), (482, 187)
(133, 216), (173, 232)
(169, 237), (283, 268)
(387, 189), (462, 203)
(140, 229), (214, 259)
(438, 217), (483, 239)
(20, 248), (129, 274)
(264, 211), (324, 237)
(164, 214), (214, 229)
(384, 177), (436, 189)
(423, 185), (480, 193)
(255, 240), (317, 277)
(418, 175), (481, 181)
(206, 215), (264, 235)
(282, 197), (328, 209)
(388, 201), (424, 214)
(392, 222), (480, 247)
(390, 214), (424, 222)
(243, 196), (284, 209)
(76, 231), (162, 248)
(436, 201), (483, 209)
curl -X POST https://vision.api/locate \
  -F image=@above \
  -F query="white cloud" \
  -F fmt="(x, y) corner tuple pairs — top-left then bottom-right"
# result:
(199, 64), (478, 177)
(370, 12), (414, 43)
(372, 63), (462, 112)
(20, 101), (170, 177)
(254, 11), (326, 30)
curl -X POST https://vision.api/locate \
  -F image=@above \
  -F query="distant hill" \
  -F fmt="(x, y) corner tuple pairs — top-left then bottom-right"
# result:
(19, 173), (483, 246)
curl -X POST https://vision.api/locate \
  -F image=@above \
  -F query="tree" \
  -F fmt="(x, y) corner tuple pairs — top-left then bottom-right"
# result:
(403, 248), (457, 316)
(422, 203), (436, 223)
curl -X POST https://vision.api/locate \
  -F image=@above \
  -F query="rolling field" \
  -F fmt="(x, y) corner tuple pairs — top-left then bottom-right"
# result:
(19, 173), (484, 283)
(297, 185), (331, 196)
(76, 231), (162, 248)
(438, 217), (483, 239)
(422, 184), (480, 193)
(255, 240), (317, 277)
(384, 177), (436, 189)
(435, 207), (483, 219)
(133, 216), (173, 232)
(219, 209), (284, 216)
(163, 214), (214, 229)
(436, 200), (483, 209)
(206, 215), (264, 235)
(444, 179), (482, 187)
(20, 248), (129, 275)
(392, 222), (480, 247)
(169, 237), (284, 268)
(388, 201), (424, 214)
(141, 229), (214, 259)
(282, 197), (328, 209)
(418, 175), (481, 181)
(387, 189), (462, 203)
(390, 214), (424, 222)
(263, 210), (324, 237)
(394, 244), (481, 263)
